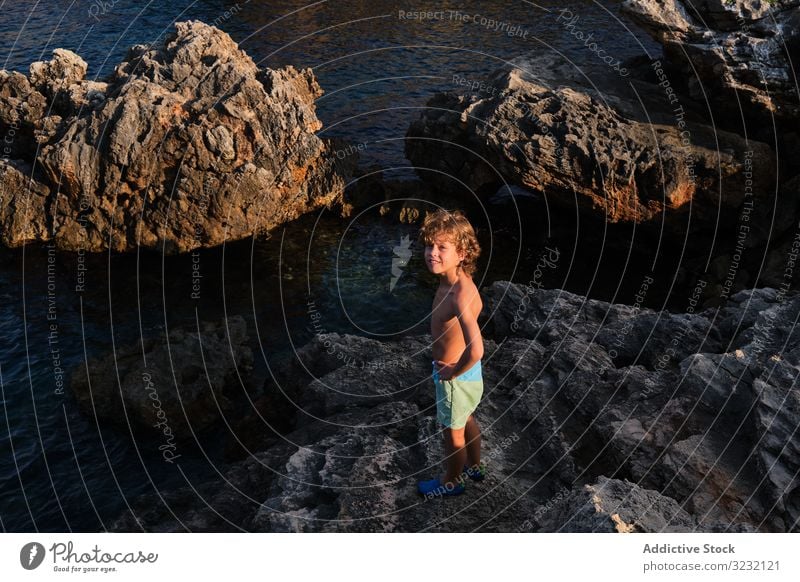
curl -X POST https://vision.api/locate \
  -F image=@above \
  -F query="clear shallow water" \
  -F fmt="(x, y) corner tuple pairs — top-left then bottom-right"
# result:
(0, 1), (660, 531)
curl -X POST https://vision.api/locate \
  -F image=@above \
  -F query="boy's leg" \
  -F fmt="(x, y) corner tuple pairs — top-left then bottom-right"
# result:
(443, 427), (467, 486)
(464, 414), (481, 467)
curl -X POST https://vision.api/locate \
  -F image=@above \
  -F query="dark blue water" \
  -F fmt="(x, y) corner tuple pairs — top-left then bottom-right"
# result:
(0, 0), (659, 531)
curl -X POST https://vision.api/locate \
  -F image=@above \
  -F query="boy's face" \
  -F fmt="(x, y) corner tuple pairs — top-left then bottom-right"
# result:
(424, 235), (465, 275)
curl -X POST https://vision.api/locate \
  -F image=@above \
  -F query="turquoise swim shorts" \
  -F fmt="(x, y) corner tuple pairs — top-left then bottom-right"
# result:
(432, 360), (484, 429)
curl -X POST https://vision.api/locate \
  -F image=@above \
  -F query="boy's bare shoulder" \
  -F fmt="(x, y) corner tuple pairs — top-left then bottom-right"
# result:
(452, 276), (482, 308)
(453, 275), (480, 295)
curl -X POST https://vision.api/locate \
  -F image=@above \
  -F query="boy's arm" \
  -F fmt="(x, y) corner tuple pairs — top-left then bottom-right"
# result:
(442, 291), (484, 380)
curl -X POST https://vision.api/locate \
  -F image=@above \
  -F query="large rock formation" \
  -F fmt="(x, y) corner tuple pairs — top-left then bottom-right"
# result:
(0, 21), (356, 253)
(405, 54), (776, 235)
(107, 283), (799, 532)
(621, 0), (800, 131)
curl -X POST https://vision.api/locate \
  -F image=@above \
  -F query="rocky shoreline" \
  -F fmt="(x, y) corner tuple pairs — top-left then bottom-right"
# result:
(1, 2), (797, 532)
(106, 284), (798, 532)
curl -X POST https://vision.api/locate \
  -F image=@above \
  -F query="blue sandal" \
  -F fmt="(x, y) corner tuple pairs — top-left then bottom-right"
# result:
(463, 464), (486, 482)
(417, 477), (465, 497)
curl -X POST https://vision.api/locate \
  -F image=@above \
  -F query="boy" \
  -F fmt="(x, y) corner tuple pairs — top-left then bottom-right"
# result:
(417, 209), (485, 497)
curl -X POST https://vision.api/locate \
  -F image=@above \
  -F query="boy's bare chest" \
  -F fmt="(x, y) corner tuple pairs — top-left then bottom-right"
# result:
(431, 289), (456, 327)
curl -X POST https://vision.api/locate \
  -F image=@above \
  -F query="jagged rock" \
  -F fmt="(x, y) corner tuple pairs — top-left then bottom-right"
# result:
(405, 54), (775, 234)
(535, 476), (757, 532)
(0, 20), (356, 253)
(0, 70), (48, 159)
(0, 160), (51, 247)
(28, 48), (88, 102)
(622, 0), (800, 129)
(70, 315), (253, 441)
(535, 476), (698, 532)
(484, 283), (800, 531)
(107, 283), (800, 532)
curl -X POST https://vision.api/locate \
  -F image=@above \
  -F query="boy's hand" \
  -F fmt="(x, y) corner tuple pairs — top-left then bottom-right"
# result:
(434, 360), (455, 381)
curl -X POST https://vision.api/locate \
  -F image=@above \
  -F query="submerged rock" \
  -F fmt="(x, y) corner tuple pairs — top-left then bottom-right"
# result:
(70, 315), (253, 442)
(109, 284), (799, 532)
(0, 21), (356, 253)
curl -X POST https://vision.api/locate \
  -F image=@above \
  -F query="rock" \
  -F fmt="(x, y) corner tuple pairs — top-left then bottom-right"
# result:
(28, 48), (89, 113)
(110, 448), (283, 532)
(108, 284), (800, 531)
(536, 476), (757, 532)
(0, 160), (51, 247)
(483, 283), (800, 532)
(70, 315), (253, 441)
(535, 476), (699, 532)
(751, 341), (800, 530)
(0, 20), (356, 253)
(621, 0), (800, 131)
(0, 70), (48, 159)
(757, 175), (800, 288)
(405, 54), (775, 234)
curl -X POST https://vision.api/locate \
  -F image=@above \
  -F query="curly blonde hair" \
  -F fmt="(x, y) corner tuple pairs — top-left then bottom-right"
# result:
(417, 209), (481, 277)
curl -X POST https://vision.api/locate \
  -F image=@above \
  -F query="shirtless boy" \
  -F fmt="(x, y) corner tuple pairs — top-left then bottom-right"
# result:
(417, 209), (485, 497)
